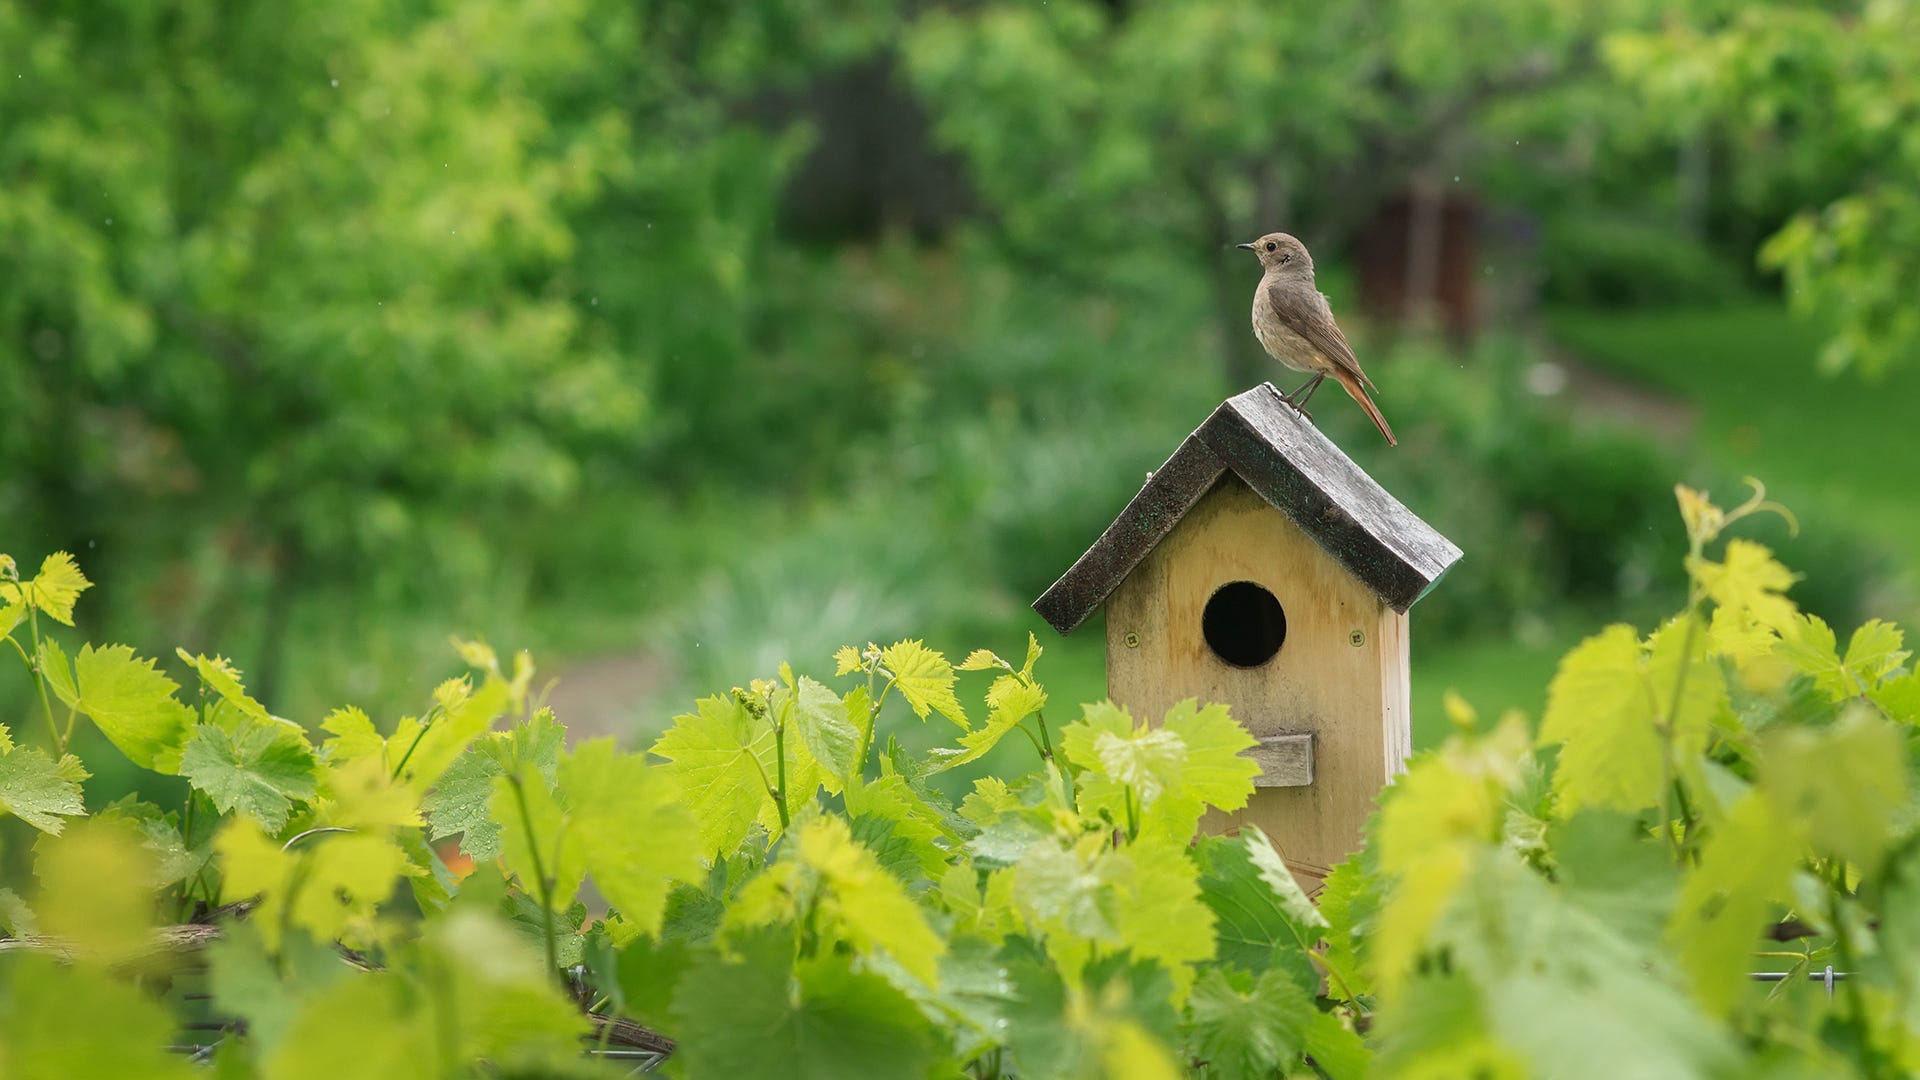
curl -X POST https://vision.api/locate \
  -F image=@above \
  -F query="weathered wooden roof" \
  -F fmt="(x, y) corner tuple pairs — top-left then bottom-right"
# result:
(1033, 382), (1463, 633)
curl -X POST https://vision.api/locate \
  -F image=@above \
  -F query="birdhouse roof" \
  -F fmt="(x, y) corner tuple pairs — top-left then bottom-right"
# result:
(1033, 382), (1463, 634)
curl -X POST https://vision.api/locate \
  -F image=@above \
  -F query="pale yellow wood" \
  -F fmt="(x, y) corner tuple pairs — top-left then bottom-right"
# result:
(1104, 476), (1412, 894)
(1249, 733), (1314, 787)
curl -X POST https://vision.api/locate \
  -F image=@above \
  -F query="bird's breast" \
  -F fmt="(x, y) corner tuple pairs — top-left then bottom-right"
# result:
(1251, 290), (1318, 373)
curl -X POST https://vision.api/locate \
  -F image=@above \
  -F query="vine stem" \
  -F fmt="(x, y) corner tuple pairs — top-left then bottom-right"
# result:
(506, 771), (561, 982)
(25, 597), (63, 755)
(772, 695), (791, 832)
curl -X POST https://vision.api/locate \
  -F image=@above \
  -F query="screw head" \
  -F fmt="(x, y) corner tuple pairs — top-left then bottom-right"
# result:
(1349, 629), (1366, 648)
(1124, 631), (1140, 649)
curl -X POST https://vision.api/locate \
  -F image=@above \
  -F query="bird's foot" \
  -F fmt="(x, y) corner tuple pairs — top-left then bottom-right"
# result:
(1275, 394), (1313, 421)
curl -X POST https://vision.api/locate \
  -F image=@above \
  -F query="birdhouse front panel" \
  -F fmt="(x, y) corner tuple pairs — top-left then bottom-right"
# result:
(1103, 475), (1411, 890)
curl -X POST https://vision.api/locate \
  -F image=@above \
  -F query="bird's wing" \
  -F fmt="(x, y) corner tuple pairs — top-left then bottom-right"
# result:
(1265, 283), (1377, 393)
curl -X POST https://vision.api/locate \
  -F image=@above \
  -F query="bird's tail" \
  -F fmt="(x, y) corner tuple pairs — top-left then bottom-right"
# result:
(1333, 369), (1397, 446)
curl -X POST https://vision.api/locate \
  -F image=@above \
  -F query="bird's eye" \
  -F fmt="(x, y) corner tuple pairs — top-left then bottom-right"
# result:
(1264, 242), (1277, 252)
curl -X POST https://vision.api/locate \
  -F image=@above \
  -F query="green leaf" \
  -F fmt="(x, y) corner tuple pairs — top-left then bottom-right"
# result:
(1873, 670), (1920, 725)
(1548, 812), (1677, 943)
(216, 819), (409, 952)
(565, 739), (703, 936)
(424, 908), (591, 1068)
(261, 970), (432, 1079)
(882, 638), (969, 729)
(1842, 620), (1909, 690)
(1064, 700), (1258, 841)
(1162, 699), (1260, 813)
(833, 644), (865, 676)
(18, 551), (92, 626)
(96, 795), (207, 887)
(0, 957), (195, 1079)
(389, 676), (507, 791)
(785, 815), (947, 985)
(423, 712), (564, 861)
(652, 693), (781, 858)
(318, 706), (384, 764)
(176, 649), (279, 726)
(956, 647), (1002, 671)
(0, 743), (86, 834)
(1667, 791), (1798, 1017)
(492, 739), (702, 939)
(0, 886), (33, 936)
(999, 942), (1184, 1080)
(847, 772), (957, 882)
(784, 673), (858, 787)
(1183, 967), (1313, 1080)
(940, 674), (1047, 772)
(33, 818), (158, 962)
(180, 717), (319, 831)
(673, 933), (940, 1080)
(1538, 624), (1663, 813)
(1193, 835), (1322, 986)
(43, 642), (193, 772)
(1302, 1009), (1373, 1080)
(1760, 705), (1908, 866)
(615, 933), (699, 1030)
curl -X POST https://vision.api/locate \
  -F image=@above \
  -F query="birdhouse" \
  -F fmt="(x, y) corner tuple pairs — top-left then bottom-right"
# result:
(1033, 383), (1462, 891)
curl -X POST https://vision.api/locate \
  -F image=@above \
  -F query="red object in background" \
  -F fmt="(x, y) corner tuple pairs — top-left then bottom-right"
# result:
(1354, 191), (1482, 341)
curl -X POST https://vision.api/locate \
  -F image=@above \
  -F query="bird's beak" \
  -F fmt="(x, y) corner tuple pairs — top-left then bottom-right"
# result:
(1235, 243), (1255, 250)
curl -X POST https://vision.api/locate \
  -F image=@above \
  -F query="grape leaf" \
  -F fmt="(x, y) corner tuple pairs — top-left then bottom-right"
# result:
(180, 717), (319, 831)
(175, 649), (279, 726)
(652, 693), (780, 857)
(0, 957), (195, 1079)
(1182, 967), (1312, 1080)
(782, 670), (858, 787)
(1760, 705), (1907, 866)
(847, 772), (956, 882)
(95, 795), (206, 886)
(491, 738), (702, 938)
(216, 819), (409, 951)
(42, 641), (193, 772)
(1193, 835), (1322, 986)
(1842, 620), (1909, 690)
(1873, 671), (1920, 725)
(795, 815), (946, 985)
(319, 706), (384, 765)
(1163, 700), (1260, 810)
(560, 739), (703, 936)
(423, 908), (590, 1068)
(0, 742), (86, 834)
(1689, 538), (1797, 653)
(33, 818), (157, 963)
(388, 676), (507, 792)
(1667, 791), (1797, 1017)
(673, 932), (939, 1080)
(957, 647), (1001, 671)
(882, 639), (969, 729)
(1302, 1008), (1373, 1080)
(938, 674), (1046, 772)
(424, 712), (564, 860)
(1538, 624), (1663, 813)
(262, 970), (432, 1079)
(833, 644), (865, 677)
(14, 551), (92, 626)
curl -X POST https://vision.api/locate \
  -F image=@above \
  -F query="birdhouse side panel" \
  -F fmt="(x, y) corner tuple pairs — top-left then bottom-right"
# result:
(1103, 477), (1409, 886)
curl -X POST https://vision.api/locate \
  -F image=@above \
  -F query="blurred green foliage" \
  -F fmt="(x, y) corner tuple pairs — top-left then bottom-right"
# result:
(0, 0), (1913, 737)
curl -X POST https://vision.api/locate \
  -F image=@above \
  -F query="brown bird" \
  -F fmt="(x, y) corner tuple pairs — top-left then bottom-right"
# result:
(1237, 232), (1396, 446)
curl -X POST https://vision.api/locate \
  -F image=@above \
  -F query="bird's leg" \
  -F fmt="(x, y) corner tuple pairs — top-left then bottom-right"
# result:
(1278, 374), (1323, 419)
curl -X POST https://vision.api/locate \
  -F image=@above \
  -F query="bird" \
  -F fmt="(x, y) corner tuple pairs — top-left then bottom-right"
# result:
(1237, 232), (1396, 446)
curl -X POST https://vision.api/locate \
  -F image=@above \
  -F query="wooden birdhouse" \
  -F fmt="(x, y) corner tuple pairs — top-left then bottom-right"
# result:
(1033, 384), (1462, 891)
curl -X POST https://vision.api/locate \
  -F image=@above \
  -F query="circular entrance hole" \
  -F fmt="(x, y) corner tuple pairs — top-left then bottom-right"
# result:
(1202, 581), (1287, 668)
